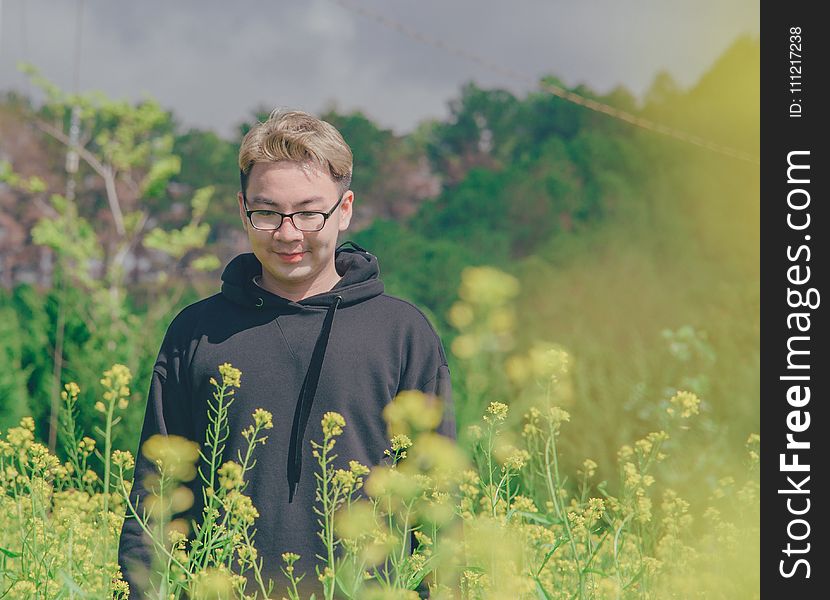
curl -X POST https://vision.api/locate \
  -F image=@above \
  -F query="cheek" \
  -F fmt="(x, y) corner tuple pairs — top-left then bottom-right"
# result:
(248, 230), (271, 250)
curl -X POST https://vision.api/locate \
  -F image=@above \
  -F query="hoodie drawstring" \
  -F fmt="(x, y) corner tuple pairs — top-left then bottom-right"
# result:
(287, 295), (342, 503)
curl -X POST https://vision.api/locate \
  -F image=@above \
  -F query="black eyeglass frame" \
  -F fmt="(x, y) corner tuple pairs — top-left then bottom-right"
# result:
(242, 192), (345, 232)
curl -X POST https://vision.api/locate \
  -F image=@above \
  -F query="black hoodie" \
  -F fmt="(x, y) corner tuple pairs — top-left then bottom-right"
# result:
(118, 241), (455, 598)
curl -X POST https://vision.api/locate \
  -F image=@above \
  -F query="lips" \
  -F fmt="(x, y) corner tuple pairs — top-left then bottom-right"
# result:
(275, 250), (307, 263)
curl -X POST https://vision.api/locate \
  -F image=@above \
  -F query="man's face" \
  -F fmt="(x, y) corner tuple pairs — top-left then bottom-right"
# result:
(237, 161), (353, 297)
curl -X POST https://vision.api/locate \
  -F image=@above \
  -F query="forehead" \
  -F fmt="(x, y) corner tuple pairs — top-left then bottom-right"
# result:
(246, 161), (337, 201)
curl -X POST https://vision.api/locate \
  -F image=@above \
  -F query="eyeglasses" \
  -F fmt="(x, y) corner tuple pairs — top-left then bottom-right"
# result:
(243, 193), (344, 232)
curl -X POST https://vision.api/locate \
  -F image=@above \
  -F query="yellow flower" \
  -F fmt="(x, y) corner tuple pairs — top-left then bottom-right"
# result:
(317, 566), (334, 583)
(390, 434), (413, 452)
(503, 448), (530, 471)
(321, 411), (346, 438)
(79, 437), (96, 455)
(505, 355), (531, 385)
(335, 499), (376, 541)
(458, 266), (520, 307)
(218, 363), (242, 388)
(667, 390), (701, 418)
(466, 424), (483, 441)
(191, 567), (234, 599)
(349, 460), (370, 477)
(746, 433), (760, 464)
(636, 496), (653, 523)
(112, 450), (135, 470)
(586, 497), (605, 521)
(170, 487), (195, 513)
(413, 530), (433, 548)
(168, 526), (187, 547)
(447, 301), (474, 329)
(62, 382), (81, 400)
(485, 401), (509, 422)
(225, 491), (259, 526)
(618, 445), (634, 460)
(580, 459), (598, 479)
(333, 468), (357, 491)
(547, 406), (571, 429)
(397, 432), (468, 493)
(252, 408), (273, 430)
(217, 461), (244, 490)
(383, 391), (443, 436)
(527, 342), (570, 382)
(101, 364), (132, 409)
(487, 307), (515, 334)
(141, 435), (200, 481)
(451, 334), (478, 359)
(511, 495), (538, 514)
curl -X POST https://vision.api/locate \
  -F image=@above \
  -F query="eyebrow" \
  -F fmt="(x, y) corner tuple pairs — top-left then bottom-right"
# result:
(248, 195), (327, 209)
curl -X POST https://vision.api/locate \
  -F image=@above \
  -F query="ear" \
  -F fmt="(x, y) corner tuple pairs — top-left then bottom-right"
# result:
(237, 192), (248, 231)
(337, 191), (354, 232)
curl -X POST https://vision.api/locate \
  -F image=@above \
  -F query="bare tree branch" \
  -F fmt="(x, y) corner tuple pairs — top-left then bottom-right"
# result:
(31, 117), (126, 235)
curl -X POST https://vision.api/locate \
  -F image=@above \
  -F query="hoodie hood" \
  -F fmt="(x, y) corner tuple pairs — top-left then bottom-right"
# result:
(220, 240), (385, 310)
(218, 240), (384, 502)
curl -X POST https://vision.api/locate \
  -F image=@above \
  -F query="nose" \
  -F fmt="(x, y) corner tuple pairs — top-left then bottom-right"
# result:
(273, 216), (303, 241)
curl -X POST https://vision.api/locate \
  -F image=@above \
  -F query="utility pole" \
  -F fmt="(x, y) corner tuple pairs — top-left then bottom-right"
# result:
(48, 0), (85, 453)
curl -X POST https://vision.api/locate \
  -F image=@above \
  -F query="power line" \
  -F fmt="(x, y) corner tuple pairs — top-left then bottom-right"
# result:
(329, 0), (759, 165)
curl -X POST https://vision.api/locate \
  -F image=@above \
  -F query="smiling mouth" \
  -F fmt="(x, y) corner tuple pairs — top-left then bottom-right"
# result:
(275, 250), (307, 262)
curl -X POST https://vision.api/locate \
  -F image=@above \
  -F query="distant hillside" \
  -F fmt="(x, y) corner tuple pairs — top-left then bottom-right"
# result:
(1, 37), (759, 290)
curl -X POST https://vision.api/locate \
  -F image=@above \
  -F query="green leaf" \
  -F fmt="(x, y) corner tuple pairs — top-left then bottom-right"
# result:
(191, 254), (221, 272)
(141, 155), (181, 197)
(0, 546), (21, 558)
(535, 538), (567, 576)
(508, 510), (554, 525)
(534, 578), (553, 600)
(191, 186), (215, 220)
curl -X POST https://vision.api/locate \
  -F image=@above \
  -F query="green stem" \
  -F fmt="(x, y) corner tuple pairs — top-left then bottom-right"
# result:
(546, 434), (584, 599)
(613, 514), (633, 600)
(396, 501), (413, 582)
(191, 385), (231, 570)
(486, 424), (495, 499)
(101, 393), (116, 589)
(117, 467), (192, 578)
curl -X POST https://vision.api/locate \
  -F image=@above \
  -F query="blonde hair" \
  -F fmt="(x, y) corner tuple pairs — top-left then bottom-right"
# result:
(238, 109), (353, 196)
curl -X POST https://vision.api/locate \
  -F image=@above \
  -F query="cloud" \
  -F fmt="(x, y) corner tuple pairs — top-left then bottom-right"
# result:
(0, 0), (759, 138)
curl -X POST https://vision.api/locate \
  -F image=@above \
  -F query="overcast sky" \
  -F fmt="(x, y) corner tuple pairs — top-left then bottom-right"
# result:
(0, 0), (759, 139)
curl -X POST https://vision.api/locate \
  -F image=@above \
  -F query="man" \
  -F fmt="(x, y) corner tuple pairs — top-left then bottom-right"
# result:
(118, 109), (455, 598)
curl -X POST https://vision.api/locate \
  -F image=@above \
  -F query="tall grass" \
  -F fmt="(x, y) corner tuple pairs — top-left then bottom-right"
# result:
(0, 267), (758, 599)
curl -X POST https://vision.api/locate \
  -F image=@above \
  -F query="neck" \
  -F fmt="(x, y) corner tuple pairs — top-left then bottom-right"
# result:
(256, 264), (342, 302)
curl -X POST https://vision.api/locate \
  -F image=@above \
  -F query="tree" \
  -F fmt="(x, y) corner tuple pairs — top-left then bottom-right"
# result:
(3, 66), (219, 450)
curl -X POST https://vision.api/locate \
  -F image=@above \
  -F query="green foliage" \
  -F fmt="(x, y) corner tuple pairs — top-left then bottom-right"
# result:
(31, 195), (101, 288)
(0, 287), (51, 431)
(0, 40), (760, 597)
(319, 109), (394, 194)
(0, 305), (31, 430)
(173, 130), (240, 226)
(142, 155), (182, 198)
(0, 160), (46, 193)
(353, 219), (480, 333)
